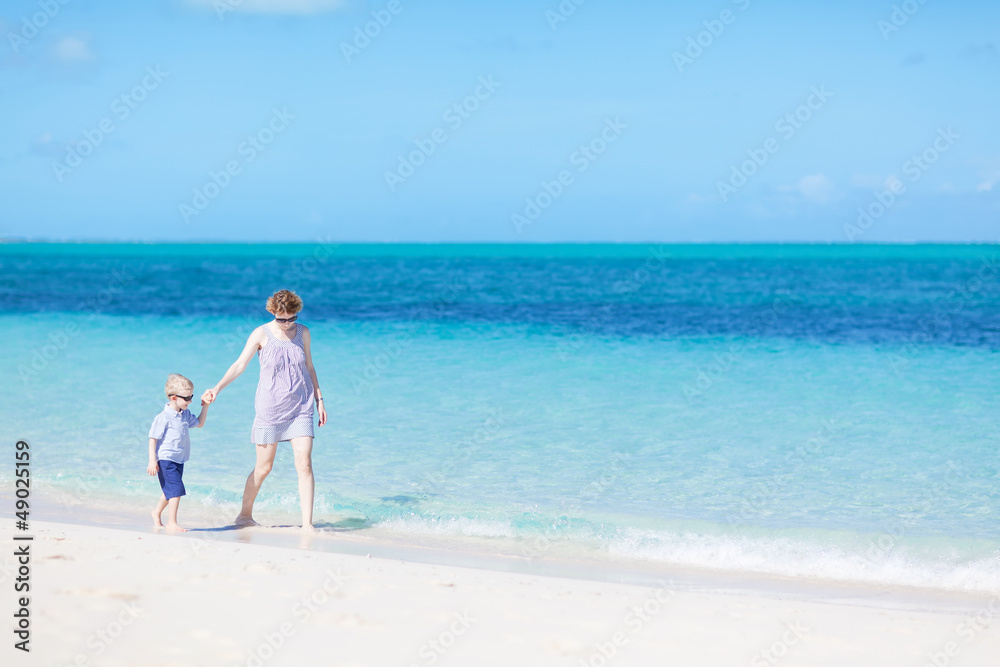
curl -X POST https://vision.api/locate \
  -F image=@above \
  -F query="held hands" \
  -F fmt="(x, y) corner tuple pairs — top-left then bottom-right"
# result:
(201, 388), (218, 405)
(147, 459), (159, 476)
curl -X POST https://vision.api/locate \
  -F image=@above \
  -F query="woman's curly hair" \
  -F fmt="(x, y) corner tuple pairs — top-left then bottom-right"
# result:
(266, 289), (303, 316)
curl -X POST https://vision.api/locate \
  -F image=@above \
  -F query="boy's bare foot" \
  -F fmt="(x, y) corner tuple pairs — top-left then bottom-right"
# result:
(234, 514), (258, 527)
(164, 522), (187, 532)
(152, 510), (164, 528)
(301, 524), (316, 535)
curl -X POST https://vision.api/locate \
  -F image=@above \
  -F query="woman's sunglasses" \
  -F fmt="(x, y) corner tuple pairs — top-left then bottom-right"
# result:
(275, 315), (298, 323)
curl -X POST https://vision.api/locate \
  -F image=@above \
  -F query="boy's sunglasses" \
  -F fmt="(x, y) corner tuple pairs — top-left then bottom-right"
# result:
(275, 315), (297, 323)
(171, 394), (194, 402)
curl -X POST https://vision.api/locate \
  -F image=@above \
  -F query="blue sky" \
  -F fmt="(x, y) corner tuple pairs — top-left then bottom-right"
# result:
(1, 0), (997, 242)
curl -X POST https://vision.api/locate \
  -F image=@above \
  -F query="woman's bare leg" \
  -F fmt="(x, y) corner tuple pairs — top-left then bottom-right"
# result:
(290, 436), (315, 531)
(236, 443), (277, 526)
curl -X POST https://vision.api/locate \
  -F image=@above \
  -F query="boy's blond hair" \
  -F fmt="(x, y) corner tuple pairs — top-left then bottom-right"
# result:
(165, 373), (193, 397)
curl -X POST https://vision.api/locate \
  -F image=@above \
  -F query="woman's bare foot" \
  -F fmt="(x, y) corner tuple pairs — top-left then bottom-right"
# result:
(301, 523), (316, 534)
(234, 514), (259, 527)
(164, 522), (187, 532)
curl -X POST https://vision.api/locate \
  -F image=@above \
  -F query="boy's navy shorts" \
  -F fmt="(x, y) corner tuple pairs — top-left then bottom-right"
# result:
(157, 460), (186, 500)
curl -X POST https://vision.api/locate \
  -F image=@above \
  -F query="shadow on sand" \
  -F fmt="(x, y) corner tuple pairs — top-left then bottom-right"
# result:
(187, 516), (371, 533)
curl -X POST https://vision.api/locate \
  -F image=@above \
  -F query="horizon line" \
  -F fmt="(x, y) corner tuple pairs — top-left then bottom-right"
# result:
(3, 238), (999, 246)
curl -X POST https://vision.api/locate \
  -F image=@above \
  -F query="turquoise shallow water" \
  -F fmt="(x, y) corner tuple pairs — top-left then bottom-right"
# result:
(2, 243), (999, 592)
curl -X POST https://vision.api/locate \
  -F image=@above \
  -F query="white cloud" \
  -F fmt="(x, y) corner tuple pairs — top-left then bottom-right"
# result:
(796, 173), (834, 203)
(186, 0), (347, 15)
(976, 172), (1000, 192)
(968, 157), (1000, 192)
(30, 132), (62, 157)
(53, 36), (95, 63)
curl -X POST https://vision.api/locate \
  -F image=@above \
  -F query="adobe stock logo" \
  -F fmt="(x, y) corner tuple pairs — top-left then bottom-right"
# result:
(716, 85), (832, 202)
(511, 117), (627, 233)
(545, 0), (587, 30)
(52, 66), (169, 182)
(844, 126), (959, 241)
(383, 76), (501, 192)
(340, 0), (410, 63)
(179, 107), (294, 222)
(877, 0), (931, 40)
(7, 0), (72, 53)
(672, 0), (751, 73)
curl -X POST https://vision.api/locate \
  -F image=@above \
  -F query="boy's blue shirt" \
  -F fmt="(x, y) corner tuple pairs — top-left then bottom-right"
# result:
(149, 404), (199, 463)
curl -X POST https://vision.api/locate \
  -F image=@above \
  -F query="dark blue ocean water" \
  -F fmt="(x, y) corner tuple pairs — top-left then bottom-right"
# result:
(3, 243), (999, 346)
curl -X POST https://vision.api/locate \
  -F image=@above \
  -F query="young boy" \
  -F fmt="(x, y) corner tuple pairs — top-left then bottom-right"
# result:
(147, 373), (208, 531)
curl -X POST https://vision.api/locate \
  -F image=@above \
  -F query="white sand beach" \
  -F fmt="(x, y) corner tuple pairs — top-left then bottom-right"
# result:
(4, 516), (999, 667)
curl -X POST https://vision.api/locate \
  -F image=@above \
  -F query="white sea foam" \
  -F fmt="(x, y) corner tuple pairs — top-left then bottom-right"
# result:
(606, 527), (1000, 594)
(373, 515), (517, 539)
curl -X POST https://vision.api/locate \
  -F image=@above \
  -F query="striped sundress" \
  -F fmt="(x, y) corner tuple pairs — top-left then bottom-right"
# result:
(251, 323), (315, 444)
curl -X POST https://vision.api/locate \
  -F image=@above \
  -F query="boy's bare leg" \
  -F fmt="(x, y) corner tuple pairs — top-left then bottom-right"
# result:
(165, 496), (186, 532)
(291, 436), (315, 532)
(152, 494), (168, 528)
(236, 443), (277, 526)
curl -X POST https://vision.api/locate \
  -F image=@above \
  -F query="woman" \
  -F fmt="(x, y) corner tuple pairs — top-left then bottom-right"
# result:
(202, 289), (327, 531)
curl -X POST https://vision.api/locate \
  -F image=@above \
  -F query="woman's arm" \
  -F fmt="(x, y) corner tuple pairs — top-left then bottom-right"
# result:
(202, 327), (264, 404)
(302, 327), (327, 427)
